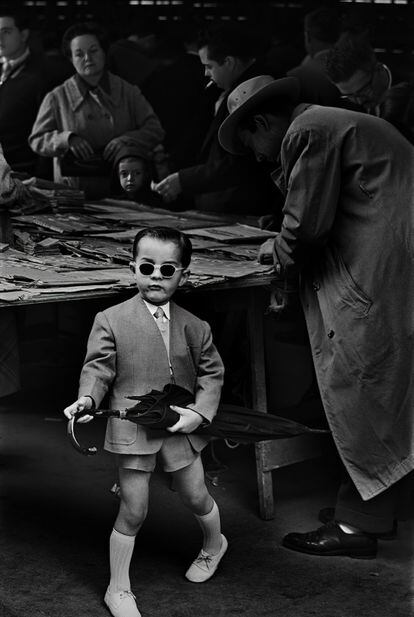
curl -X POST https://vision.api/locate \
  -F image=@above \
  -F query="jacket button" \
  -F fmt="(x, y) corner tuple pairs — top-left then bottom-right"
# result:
(312, 281), (320, 291)
(327, 330), (335, 339)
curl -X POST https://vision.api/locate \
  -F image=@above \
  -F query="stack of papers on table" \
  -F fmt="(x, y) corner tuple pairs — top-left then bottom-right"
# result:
(62, 238), (132, 264)
(12, 213), (116, 235)
(28, 186), (85, 212)
(187, 224), (276, 243)
(14, 231), (61, 256)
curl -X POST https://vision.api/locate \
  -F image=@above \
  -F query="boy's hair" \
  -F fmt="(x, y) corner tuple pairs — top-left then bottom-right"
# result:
(62, 21), (108, 58)
(197, 22), (258, 64)
(132, 227), (192, 269)
(117, 155), (149, 172)
(326, 34), (376, 83)
(0, 5), (30, 30)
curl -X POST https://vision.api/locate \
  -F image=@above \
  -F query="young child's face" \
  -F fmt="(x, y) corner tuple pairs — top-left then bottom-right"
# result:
(119, 158), (147, 195)
(131, 237), (189, 305)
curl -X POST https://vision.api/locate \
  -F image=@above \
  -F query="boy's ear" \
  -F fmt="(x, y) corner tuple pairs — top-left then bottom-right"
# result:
(129, 261), (136, 273)
(178, 269), (190, 287)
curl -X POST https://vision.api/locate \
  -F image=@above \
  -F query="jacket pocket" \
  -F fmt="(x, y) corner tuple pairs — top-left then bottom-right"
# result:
(324, 246), (372, 317)
(316, 246), (394, 380)
(106, 417), (137, 446)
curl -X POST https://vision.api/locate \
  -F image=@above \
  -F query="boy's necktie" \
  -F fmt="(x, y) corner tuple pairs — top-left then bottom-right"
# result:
(154, 306), (170, 356)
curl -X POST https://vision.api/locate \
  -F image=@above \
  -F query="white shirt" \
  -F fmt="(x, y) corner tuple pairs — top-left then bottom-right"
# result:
(143, 299), (170, 321)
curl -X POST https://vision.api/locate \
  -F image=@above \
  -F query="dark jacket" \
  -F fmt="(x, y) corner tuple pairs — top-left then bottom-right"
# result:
(142, 52), (212, 171)
(179, 62), (281, 216)
(0, 52), (61, 173)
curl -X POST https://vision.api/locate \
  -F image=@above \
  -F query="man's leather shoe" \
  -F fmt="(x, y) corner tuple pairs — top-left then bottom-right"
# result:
(318, 507), (398, 540)
(282, 521), (377, 558)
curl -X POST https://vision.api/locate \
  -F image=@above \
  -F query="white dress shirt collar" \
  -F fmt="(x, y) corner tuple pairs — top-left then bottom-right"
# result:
(143, 299), (170, 320)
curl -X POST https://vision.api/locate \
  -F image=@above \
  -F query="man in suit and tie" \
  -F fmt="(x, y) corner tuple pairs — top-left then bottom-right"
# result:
(153, 22), (281, 217)
(0, 6), (67, 175)
(64, 227), (226, 617)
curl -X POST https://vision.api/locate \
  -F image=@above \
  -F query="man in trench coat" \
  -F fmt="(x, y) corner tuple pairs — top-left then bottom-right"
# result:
(218, 74), (414, 558)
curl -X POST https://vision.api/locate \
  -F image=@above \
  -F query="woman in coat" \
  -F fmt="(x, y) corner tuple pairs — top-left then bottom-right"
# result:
(29, 22), (164, 198)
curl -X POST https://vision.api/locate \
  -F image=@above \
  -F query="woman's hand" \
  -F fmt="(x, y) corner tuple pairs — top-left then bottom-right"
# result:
(68, 135), (94, 160)
(103, 138), (124, 162)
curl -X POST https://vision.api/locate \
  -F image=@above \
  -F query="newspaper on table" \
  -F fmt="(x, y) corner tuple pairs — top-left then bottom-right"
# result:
(187, 224), (277, 243)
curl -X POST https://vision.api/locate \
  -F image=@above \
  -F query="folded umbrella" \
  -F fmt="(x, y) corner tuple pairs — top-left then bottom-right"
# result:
(68, 383), (328, 456)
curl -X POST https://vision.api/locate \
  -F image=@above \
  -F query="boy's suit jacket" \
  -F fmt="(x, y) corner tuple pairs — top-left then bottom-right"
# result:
(78, 294), (224, 455)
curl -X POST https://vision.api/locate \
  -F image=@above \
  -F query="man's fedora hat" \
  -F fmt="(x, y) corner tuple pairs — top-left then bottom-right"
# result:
(218, 75), (300, 155)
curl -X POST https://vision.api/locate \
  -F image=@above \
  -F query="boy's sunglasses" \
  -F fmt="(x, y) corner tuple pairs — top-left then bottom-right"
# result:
(136, 262), (184, 278)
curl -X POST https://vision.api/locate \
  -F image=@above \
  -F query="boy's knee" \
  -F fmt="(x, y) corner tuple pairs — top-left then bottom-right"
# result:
(180, 486), (211, 513)
(121, 498), (148, 528)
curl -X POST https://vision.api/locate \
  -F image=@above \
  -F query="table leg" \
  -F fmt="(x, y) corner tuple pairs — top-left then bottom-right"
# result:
(247, 288), (275, 520)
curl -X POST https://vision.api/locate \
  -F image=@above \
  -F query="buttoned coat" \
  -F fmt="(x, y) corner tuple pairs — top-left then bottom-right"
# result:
(29, 72), (164, 196)
(78, 294), (224, 455)
(273, 105), (414, 501)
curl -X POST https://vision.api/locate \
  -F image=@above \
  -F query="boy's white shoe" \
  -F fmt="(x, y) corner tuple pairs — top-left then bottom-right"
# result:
(104, 588), (141, 617)
(185, 534), (228, 583)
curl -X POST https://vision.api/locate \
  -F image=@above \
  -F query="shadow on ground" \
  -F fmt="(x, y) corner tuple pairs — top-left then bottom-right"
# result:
(0, 397), (413, 617)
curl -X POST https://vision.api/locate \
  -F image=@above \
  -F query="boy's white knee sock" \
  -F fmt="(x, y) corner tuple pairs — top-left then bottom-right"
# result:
(195, 500), (222, 555)
(108, 528), (136, 593)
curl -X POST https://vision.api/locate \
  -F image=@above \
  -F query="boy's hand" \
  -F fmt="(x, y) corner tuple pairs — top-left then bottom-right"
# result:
(167, 405), (203, 434)
(63, 396), (94, 424)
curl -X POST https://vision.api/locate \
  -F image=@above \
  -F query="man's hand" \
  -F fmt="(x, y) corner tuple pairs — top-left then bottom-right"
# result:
(167, 405), (203, 434)
(68, 135), (94, 160)
(152, 173), (181, 203)
(63, 396), (94, 424)
(103, 137), (124, 162)
(13, 179), (33, 203)
(258, 238), (275, 264)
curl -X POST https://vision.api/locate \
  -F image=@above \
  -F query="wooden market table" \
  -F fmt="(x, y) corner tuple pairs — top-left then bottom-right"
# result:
(0, 271), (325, 520)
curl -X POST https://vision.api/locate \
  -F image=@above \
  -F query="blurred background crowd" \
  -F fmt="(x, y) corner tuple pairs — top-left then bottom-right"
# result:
(0, 0), (411, 210)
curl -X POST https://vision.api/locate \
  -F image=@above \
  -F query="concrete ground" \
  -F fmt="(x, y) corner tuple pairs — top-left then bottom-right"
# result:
(0, 395), (413, 617)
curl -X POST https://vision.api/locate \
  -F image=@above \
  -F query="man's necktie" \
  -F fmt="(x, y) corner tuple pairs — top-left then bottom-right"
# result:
(0, 60), (11, 84)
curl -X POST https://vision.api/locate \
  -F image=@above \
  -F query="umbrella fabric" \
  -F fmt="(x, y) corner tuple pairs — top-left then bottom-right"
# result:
(199, 404), (326, 443)
(69, 384), (328, 456)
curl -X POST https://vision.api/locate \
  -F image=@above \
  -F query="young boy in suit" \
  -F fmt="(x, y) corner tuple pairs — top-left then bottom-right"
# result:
(64, 227), (227, 617)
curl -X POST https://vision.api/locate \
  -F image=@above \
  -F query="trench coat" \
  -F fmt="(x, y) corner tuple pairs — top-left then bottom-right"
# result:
(272, 104), (414, 500)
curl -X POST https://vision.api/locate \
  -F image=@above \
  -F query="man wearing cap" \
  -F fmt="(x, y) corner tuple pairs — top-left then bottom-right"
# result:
(219, 74), (414, 558)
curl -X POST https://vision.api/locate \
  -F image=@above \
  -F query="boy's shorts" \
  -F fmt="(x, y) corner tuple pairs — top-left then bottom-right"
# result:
(117, 434), (201, 473)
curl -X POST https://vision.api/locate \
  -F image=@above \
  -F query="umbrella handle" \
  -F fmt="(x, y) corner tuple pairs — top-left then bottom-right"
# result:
(67, 409), (127, 456)
(67, 416), (98, 456)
